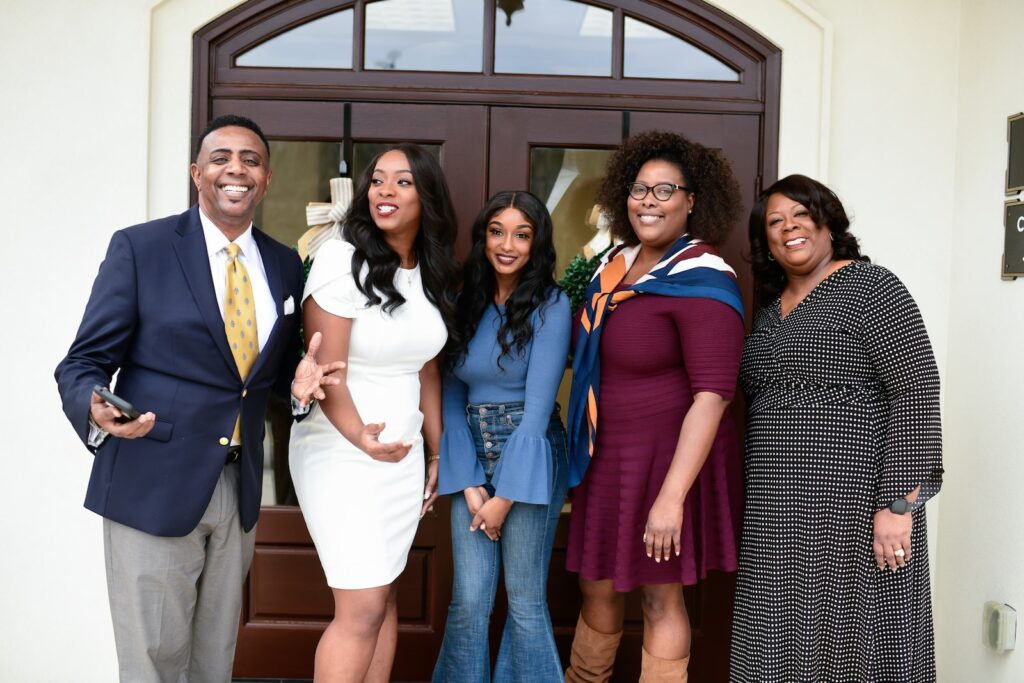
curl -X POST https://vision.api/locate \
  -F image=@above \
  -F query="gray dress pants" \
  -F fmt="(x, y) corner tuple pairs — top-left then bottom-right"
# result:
(103, 464), (256, 683)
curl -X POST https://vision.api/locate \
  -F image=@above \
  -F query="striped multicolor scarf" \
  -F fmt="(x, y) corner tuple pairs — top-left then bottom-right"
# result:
(566, 234), (744, 488)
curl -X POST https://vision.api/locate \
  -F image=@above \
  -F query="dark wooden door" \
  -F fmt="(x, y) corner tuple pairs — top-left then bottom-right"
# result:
(194, 0), (780, 677)
(226, 101), (761, 681)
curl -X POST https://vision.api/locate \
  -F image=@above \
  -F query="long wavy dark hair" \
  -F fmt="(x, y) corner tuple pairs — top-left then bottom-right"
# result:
(341, 143), (459, 334)
(597, 129), (742, 247)
(446, 191), (560, 370)
(749, 174), (869, 304)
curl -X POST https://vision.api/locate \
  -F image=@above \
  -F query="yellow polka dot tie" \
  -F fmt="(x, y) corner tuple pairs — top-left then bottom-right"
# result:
(224, 242), (258, 443)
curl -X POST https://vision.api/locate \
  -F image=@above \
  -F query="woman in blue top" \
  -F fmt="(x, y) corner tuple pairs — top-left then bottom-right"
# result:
(433, 190), (571, 682)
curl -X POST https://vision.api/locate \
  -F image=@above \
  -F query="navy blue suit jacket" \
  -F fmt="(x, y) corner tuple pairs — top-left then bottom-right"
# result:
(55, 206), (304, 536)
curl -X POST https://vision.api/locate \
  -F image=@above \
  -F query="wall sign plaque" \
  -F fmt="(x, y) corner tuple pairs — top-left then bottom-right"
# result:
(1004, 200), (1024, 279)
(1007, 113), (1024, 195)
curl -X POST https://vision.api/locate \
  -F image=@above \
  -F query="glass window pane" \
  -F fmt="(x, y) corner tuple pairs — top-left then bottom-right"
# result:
(251, 140), (345, 506)
(236, 10), (354, 69)
(364, 0), (483, 72)
(529, 147), (613, 279)
(254, 141), (344, 249)
(530, 146), (614, 457)
(495, 1), (612, 76)
(623, 17), (739, 81)
(255, 140), (344, 248)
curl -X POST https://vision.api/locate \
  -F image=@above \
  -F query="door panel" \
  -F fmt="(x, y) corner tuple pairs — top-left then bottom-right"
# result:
(488, 107), (623, 195)
(212, 99), (348, 139)
(222, 100), (484, 680)
(626, 111), (758, 683)
(488, 106), (759, 682)
(234, 502), (452, 680)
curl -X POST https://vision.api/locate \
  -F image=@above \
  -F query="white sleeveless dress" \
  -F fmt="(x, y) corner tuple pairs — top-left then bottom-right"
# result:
(289, 238), (447, 589)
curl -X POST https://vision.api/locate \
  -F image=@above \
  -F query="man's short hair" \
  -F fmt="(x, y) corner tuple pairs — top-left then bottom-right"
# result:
(194, 114), (271, 161)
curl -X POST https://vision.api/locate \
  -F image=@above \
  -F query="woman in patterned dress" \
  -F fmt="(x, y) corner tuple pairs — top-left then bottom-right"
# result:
(731, 174), (943, 682)
(564, 131), (746, 682)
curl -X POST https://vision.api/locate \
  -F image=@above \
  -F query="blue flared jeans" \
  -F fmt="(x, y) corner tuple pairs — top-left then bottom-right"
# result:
(432, 402), (569, 683)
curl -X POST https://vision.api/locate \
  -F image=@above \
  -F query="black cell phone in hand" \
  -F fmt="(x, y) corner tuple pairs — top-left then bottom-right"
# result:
(93, 385), (142, 422)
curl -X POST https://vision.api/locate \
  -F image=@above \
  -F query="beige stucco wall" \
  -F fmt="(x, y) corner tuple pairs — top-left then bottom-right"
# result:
(937, 0), (1024, 680)
(0, 1), (158, 679)
(1, 0), (1020, 680)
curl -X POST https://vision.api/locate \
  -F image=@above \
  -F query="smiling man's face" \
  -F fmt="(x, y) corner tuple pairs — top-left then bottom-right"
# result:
(190, 125), (272, 236)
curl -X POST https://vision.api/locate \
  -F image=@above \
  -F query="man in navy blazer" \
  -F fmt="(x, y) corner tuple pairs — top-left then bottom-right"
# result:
(55, 115), (339, 682)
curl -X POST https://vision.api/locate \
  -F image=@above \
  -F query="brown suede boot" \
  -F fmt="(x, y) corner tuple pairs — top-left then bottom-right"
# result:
(564, 614), (623, 683)
(638, 647), (689, 682)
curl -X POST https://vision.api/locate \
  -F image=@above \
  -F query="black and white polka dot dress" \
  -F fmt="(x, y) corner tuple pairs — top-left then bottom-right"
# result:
(730, 261), (943, 682)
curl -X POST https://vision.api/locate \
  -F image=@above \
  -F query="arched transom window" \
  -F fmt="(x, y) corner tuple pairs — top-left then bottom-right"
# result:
(234, 0), (739, 81)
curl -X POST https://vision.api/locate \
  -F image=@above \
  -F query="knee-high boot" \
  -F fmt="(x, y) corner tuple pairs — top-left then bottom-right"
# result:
(638, 647), (689, 683)
(564, 614), (623, 683)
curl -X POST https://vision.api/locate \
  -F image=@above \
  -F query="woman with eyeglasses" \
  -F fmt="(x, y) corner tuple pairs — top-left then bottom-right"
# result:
(564, 131), (745, 682)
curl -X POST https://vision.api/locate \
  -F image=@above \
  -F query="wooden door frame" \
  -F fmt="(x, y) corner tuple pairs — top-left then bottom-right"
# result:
(193, 2), (780, 680)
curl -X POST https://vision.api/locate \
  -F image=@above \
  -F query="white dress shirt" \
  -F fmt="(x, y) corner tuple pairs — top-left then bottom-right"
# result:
(198, 209), (278, 352)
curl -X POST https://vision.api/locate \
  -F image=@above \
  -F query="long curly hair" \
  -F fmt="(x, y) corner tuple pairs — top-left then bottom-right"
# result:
(597, 130), (742, 247)
(446, 191), (560, 371)
(341, 143), (459, 334)
(749, 174), (869, 304)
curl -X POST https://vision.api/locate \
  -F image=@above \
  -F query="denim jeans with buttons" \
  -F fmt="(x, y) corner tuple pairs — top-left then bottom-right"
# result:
(432, 402), (569, 683)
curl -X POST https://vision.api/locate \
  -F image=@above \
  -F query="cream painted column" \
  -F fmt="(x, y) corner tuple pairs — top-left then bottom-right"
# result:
(148, 0), (246, 218)
(939, 0), (1024, 679)
(707, 0), (832, 180)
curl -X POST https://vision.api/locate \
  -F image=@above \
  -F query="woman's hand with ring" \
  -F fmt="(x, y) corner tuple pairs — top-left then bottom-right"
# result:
(873, 507), (912, 571)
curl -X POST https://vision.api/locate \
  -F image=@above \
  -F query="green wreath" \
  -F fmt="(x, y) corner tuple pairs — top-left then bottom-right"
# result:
(558, 244), (613, 312)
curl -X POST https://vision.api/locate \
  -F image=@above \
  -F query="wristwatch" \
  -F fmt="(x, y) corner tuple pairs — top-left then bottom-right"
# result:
(888, 497), (917, 515)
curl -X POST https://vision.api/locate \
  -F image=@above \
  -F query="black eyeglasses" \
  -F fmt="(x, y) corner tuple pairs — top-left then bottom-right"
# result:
(626, 182), (691, 201)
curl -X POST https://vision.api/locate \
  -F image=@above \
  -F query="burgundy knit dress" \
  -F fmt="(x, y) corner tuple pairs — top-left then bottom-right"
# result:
(565, 292), (744, 591)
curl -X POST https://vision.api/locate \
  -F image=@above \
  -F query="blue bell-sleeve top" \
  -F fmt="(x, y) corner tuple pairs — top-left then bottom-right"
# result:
(438, 289), (571, 505)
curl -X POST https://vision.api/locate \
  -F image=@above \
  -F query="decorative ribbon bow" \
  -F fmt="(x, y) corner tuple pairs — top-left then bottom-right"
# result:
(298, 177), (354, 261)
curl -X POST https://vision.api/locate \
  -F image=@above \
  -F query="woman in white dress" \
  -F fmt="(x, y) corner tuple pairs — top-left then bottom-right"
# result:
(289, 144), (459, 682)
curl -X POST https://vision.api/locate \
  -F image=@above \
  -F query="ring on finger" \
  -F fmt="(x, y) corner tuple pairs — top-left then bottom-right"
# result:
(894, 548), (905, 559)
